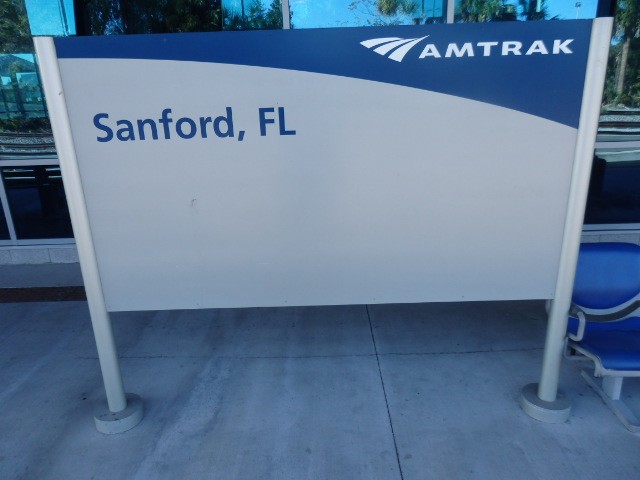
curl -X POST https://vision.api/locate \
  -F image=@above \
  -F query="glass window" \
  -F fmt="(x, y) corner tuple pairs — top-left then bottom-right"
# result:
(1, 166), (73, 239)
(75, 0), (225, 35)
(453, 0), (598, 22)
(291, 0), (447, 28)
(24, 0), (76, 36)
(0, 0), (33, 54)
(584, 0), (640, 226)
(0, 200), (9, 240)
(74, 1), (288, 34)
(585, 147), (640, 224)
(0, 53), (51, 137)
(603, 1), (639, 109)
(0, 1), (52, 138)
(223, 0), (284, 29)
(0, 0), (53, 147)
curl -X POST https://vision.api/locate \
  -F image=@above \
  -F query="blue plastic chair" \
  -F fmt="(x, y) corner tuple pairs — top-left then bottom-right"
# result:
(566, 242), (640, 432)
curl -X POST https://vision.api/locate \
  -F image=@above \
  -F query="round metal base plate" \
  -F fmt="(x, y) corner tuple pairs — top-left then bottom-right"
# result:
(94, 393), (144, 434)
(520, 383), (571, 423)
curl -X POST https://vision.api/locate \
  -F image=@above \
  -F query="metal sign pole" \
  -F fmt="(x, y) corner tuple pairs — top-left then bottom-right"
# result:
(34, 36), (143, 434)
(520, 16), (613, 423)
(446, 0), (455, 23)
(281, 0), (291, 29)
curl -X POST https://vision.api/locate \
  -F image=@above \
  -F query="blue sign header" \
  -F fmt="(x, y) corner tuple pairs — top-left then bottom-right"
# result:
(55, 21), (592, 128)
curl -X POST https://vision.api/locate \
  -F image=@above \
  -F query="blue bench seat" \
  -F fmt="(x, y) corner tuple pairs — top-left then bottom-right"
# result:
(565, 242), (640, 432)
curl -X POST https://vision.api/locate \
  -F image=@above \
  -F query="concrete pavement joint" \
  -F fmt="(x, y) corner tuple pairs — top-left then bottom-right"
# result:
(73, 353), (379, 360)
(378, 347), (544, 356)
(366, 304), (405, 480)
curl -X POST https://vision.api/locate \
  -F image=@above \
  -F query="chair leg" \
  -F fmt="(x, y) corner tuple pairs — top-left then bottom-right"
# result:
(581, 370), (640, 433)
(602, 376), (623, 400)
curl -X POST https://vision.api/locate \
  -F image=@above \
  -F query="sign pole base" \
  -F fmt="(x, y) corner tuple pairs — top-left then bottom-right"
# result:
(520, 383), (571, 423)
(94, 393), (144, 434)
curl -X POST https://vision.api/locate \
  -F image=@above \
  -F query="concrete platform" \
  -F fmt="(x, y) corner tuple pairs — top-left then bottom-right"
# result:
(1, 299), (640, 479)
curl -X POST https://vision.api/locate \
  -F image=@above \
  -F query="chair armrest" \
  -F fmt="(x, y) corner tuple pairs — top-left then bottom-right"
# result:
(568, 308), (587, 342)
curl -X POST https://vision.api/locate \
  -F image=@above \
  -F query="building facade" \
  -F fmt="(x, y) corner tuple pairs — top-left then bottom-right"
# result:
(0, 0), (638, 264)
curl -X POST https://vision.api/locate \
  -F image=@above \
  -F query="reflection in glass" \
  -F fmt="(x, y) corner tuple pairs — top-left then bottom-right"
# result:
(24, 0), (76, 36)
(0, 1), (51, 136)
(453, 0), (597, 23)
(0, 0), (33, 54)
(585, 148), (640, 225)
(75, 0), (224, 35)
(223, 0), (284, 29)
(587, 105), (640, 225)
(591, 1), (640, 226)
(74, 1), (286, 35)
(291, 0), (445, 28)
(603, 1), (640, 110)
(2, 166), (73, 239)
(0, 54), (48, 127)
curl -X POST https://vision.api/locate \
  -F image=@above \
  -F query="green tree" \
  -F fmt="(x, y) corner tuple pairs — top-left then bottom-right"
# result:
(613, 0), (640, 101)
(79, 0), (285, 34)
(76, 0), (224, 35)
(518, 0), (552, 21)
(163, 0), (224, 32)
(224, 0), (286, 30)
(456, 0), (515, 22)
(376, 0), (418, 17)
(0, 0), (32, 53)
(348, 0), (418, 25)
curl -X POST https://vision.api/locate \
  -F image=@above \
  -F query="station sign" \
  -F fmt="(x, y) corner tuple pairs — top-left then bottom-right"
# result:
(52, 21), (592, 312)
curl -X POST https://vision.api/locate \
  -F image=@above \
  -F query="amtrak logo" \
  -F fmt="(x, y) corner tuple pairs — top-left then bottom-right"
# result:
(360, 36), (575, 62)
(360, 36), (429, 62)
